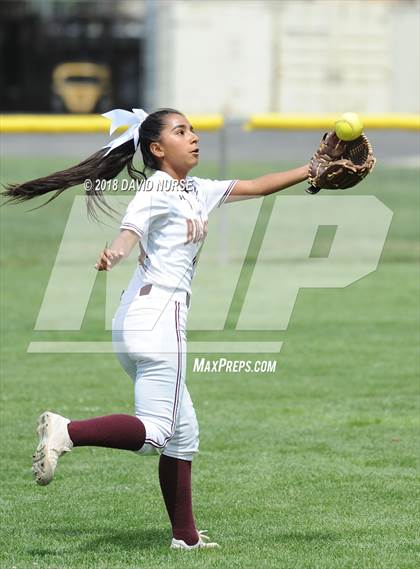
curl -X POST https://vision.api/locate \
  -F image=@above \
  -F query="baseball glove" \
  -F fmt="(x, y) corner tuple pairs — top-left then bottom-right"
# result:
(306, 131), (376, 194)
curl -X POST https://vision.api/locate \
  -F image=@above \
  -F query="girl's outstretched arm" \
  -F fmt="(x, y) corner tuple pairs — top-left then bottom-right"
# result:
(95, 229), (139, 271)
(227, 164), (309, 201)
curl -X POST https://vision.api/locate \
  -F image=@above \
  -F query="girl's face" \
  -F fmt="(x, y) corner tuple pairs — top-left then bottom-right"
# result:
(150, 113), (200, 178)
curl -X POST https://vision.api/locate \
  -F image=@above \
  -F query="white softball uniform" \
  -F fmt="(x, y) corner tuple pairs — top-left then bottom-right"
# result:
(112, 170), (237, 461)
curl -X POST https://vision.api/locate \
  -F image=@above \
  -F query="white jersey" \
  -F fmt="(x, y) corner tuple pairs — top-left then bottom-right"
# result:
(120, 170), (237, 301)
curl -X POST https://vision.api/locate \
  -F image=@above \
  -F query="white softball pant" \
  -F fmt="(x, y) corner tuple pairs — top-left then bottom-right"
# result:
(112, 288), (199, 461)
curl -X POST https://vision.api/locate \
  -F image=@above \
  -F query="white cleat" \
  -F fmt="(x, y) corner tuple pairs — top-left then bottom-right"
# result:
(170, 530), (220, 550)
(32, 411), (73, 486)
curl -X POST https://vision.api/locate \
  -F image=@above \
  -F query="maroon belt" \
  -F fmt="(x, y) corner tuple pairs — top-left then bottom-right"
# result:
(139, 284), (190, 308)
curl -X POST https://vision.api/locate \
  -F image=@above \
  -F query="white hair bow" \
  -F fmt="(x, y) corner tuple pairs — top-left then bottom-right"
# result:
(102, 108), (148, 156)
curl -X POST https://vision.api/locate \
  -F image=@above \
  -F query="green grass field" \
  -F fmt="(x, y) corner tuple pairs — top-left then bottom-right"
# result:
(0, 156), (419, 569)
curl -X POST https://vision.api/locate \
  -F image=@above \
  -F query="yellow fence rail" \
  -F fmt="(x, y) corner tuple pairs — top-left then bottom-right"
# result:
(0, 113), (224, 133)
(1, 113), (418, 133)
(244, 113), (420, 131)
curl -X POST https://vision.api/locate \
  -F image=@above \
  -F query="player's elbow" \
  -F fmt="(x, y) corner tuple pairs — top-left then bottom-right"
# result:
(233, 179), (262, 199)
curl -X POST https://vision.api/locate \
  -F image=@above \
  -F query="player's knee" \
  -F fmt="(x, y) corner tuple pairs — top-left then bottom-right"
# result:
(187, 411), (200, 453)
(168, 413), (199, 454)
(181, 419), (199, 456)
(182, 401), (199, 447)
(163, 410), (200, 460)
(135, 416), (173, 451)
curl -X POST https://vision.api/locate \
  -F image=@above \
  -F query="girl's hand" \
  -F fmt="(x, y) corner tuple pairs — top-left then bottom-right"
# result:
(94, 230), (139, 271)
(95, 248), (124, 271)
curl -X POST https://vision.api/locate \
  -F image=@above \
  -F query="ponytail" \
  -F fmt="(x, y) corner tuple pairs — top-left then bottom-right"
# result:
(2, 107), (183, 220)
(2, 138), (145, 220)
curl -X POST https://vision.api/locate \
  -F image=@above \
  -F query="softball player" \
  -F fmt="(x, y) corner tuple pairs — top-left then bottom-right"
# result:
(5, 108), (308, 549)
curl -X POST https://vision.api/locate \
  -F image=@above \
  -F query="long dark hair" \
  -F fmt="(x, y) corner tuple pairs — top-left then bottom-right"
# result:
(2, 107), (182, 219)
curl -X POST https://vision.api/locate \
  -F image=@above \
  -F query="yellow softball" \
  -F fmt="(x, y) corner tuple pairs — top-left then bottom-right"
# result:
(334, 112), (364, 141)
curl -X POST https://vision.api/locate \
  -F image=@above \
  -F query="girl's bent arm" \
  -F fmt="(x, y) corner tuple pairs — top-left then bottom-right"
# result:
(95, 229), (139, 271)
(227, 165), (309, 201)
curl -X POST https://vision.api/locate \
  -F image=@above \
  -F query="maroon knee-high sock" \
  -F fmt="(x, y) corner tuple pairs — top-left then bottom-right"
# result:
(158, 454), (199, 546)
(67, 414), (145, 451)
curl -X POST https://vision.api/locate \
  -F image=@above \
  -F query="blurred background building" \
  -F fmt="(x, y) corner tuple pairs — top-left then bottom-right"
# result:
(0, 0), (146, 113)
(0, 0), (419, 116)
